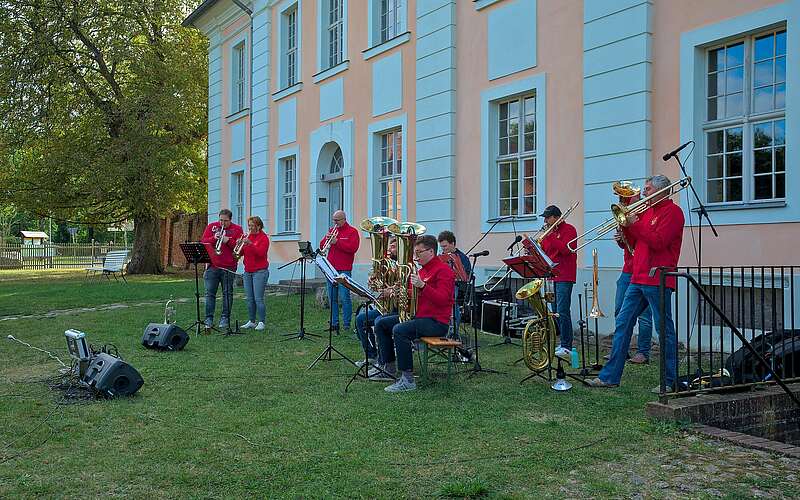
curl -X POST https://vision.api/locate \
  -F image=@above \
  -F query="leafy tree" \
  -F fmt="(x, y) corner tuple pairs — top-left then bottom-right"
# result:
(0, 0), (208, 273)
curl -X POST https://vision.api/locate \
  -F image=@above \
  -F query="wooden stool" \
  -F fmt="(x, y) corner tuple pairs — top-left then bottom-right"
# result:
(419, 337), (463, 384)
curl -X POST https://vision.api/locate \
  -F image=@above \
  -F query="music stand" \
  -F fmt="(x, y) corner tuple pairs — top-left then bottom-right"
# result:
(308, 257), (358, 369)
(179, 242), (220, 336)
(281, 242), (320, 341)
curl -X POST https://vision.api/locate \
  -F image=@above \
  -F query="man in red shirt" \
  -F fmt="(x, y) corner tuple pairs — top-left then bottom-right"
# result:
(610, 190), (653, 364)
(319, 210), (360, 332)
(372, 234), (455, 393)
(588, 175), (684, 391)
(539, 205), (578, 357)
(200, 209), (244, 329)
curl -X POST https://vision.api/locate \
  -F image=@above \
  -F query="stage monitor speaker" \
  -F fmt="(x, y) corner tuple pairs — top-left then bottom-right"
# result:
(142, 323), (190, 351)
(82, 353), (144, 397)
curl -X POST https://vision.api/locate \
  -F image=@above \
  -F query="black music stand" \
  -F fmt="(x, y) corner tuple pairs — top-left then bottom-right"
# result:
(309, 272), (360, 369)
(179, 242), (220, 336)
(281, 242), (320, 341)
(219, 268), (244, 337)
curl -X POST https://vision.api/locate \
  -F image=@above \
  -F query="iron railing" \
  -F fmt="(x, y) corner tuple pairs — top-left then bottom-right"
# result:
(656, 266), (800, 405)
(0, 243), (129, 270)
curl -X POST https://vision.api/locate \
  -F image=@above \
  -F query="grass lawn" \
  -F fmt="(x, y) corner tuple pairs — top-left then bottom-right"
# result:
(1, 270), (798, 498)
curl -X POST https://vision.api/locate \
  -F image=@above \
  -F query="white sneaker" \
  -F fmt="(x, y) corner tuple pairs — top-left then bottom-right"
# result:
(368, 365), (396, 381)
(254, 322), (265, 331)
(241, 321), (256, 329)
(384, 377), (417, 393)
(555, 347), (571, 357)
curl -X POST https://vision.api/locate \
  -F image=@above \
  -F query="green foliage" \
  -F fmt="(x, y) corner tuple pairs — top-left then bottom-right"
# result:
(439, 479), (490, 498)
(0, 0), (208, 225)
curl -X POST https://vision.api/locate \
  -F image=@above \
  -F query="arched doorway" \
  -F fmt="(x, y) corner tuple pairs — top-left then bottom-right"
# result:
(327, 146), (344, 221)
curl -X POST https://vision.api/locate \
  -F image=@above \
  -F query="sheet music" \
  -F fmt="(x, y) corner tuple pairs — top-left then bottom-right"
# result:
(314, 254), (342, 283)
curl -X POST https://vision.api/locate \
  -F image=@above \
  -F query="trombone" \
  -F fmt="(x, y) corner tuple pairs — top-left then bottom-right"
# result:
(567, 177), (691, 253)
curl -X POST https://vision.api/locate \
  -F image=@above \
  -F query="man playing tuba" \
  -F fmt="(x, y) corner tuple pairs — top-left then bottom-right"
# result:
(355, 234), (398, 369)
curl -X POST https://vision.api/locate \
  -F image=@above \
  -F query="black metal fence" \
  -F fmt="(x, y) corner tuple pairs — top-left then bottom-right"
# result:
(0, 243), (129, 270)
(657, 266), (800, 400)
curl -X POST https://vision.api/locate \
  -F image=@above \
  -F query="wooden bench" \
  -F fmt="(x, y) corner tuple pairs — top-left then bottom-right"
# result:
(418, 336), (463, 384)
(85, 250), (130, 283)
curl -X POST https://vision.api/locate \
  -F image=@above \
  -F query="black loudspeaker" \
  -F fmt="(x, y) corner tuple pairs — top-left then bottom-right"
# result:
(142, 323), (190, 351)
(82, 353), (144, 397)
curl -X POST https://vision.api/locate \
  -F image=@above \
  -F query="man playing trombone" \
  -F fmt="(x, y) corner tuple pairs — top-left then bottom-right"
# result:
(319, 210), (360, 333)
(200, 209), (244, 329)
(587, 175), (684, 391)
(539, 205), (578, 358)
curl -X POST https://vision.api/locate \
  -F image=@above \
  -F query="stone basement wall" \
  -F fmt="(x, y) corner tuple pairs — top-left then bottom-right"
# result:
(159, 213), (208, 269)
(647, 382), (800, 457)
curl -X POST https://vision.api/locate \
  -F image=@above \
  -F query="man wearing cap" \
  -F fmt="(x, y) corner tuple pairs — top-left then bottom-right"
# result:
(539, 205), (578, 357)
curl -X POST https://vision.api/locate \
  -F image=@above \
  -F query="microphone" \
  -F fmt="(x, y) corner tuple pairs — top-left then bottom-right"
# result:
(470, 250), (490, 258)
(662, 141), (693, 161)
(506, 235), (522, 252)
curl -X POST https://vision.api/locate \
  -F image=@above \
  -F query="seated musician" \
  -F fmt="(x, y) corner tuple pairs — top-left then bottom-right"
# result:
(437, 231), (471, 335)
(354, 236), (398, 369)
(371, 235), (456, 393)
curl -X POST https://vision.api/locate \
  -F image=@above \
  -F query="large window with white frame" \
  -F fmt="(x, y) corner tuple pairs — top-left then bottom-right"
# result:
(379, 129), (402, 219)
(326, 0), (343, 68)
(704, 28), (786, 204)
(495, 93), (536, 217)
(281, 5), (299, 88)
(281, 156), (297, 232)
(380, 0), (401, 43)
(232, 41), (247, 113)
(232, 171), (244, 227)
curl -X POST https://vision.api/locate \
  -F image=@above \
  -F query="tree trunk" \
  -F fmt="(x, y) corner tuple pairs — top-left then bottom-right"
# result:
(128, 214), (163, 274)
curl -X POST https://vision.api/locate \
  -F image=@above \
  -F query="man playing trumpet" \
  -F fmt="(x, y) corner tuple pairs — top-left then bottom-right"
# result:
(200, 209), (244, 329)
(319, 210), (360, 333)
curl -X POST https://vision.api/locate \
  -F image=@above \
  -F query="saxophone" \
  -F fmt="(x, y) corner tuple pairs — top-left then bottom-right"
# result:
(515, 279), (557, 371)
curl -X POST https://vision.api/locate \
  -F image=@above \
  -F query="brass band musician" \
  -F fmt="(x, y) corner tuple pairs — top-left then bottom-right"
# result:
(354, 235), (398, 368)
(319, 210), (360, 333)
(200, 209), (244, 329)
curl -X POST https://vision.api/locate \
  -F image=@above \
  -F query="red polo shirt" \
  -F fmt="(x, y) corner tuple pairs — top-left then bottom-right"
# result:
(626, 199), (685, 289)
(415, 255), (456, 325)
(201, 222), (244, 270)
(540, 222), (578, 283)
(241, 230), (270, 273)
(319, 222), (360, 272)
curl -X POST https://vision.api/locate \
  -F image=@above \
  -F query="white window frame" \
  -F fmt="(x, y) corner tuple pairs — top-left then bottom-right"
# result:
(231, 40), (248, 114)
(231, 171), (245, 227)
(495, 94), (537, 218)
(316, 0), (348, 77)
(380, 0), (402, 43)
(367, 115), (407, 222)
(273, 146), (302, 240)
(367, 0), (407, 51)
(703, 27), (787, 206)
(480, 75), (547, 233)
(282, 156), (297, 233)
(378, 129), (403, 219)
(278, 1), (301, 92)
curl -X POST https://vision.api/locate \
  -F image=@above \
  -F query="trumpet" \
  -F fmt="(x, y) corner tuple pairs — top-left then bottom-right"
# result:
(320, 226), (339, 256)
(233, 235), (247, 259)
(214, 227), (225, 255)
(568, 177), (691, 253)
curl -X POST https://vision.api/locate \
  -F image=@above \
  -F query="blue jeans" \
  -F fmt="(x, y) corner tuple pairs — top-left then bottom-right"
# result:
(615, 272), (654, 357)
(376, 315), (448, 372)
(243, 268), (269, 323)
(554, 282), (574, 349)
(327, 270), (353, 328)
(204, 267), (234, 322)
(599, 283), (677, 387)
(355, 307), (382, 359)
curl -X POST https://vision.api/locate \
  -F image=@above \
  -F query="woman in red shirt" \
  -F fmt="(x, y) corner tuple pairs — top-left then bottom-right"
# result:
(238, 216), (270, 331)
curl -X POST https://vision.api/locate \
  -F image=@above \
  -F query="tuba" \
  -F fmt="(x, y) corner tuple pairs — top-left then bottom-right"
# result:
(360, 216), (398, 314)
(389, 221), (426, 322)
(515, 279), (557, 371)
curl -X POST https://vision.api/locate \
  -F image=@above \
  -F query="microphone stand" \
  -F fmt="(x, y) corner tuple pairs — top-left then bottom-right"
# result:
(465, 254), (503, 377)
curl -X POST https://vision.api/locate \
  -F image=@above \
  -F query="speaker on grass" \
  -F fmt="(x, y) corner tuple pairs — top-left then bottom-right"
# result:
(82, 353), (144, 397)
(142, 323), (190, 351)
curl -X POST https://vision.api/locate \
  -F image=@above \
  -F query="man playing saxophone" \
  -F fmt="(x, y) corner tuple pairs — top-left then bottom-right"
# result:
(587, 175), (685, 391)
(200, 209), (244, 329)
(538, 205), (578, 358)
(319, 210), (360, 333)
(372, 235), (455, 392)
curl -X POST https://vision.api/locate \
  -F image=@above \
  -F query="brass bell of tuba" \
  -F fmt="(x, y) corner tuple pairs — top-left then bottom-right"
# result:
(389, 221), (426, 322)
(360, 216), (399, 314)
(515, 279), (557, 372)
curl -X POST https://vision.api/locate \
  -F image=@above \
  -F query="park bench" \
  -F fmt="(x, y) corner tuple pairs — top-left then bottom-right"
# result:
(85, 250), (130, 283)
(417, 336), (463, 384)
